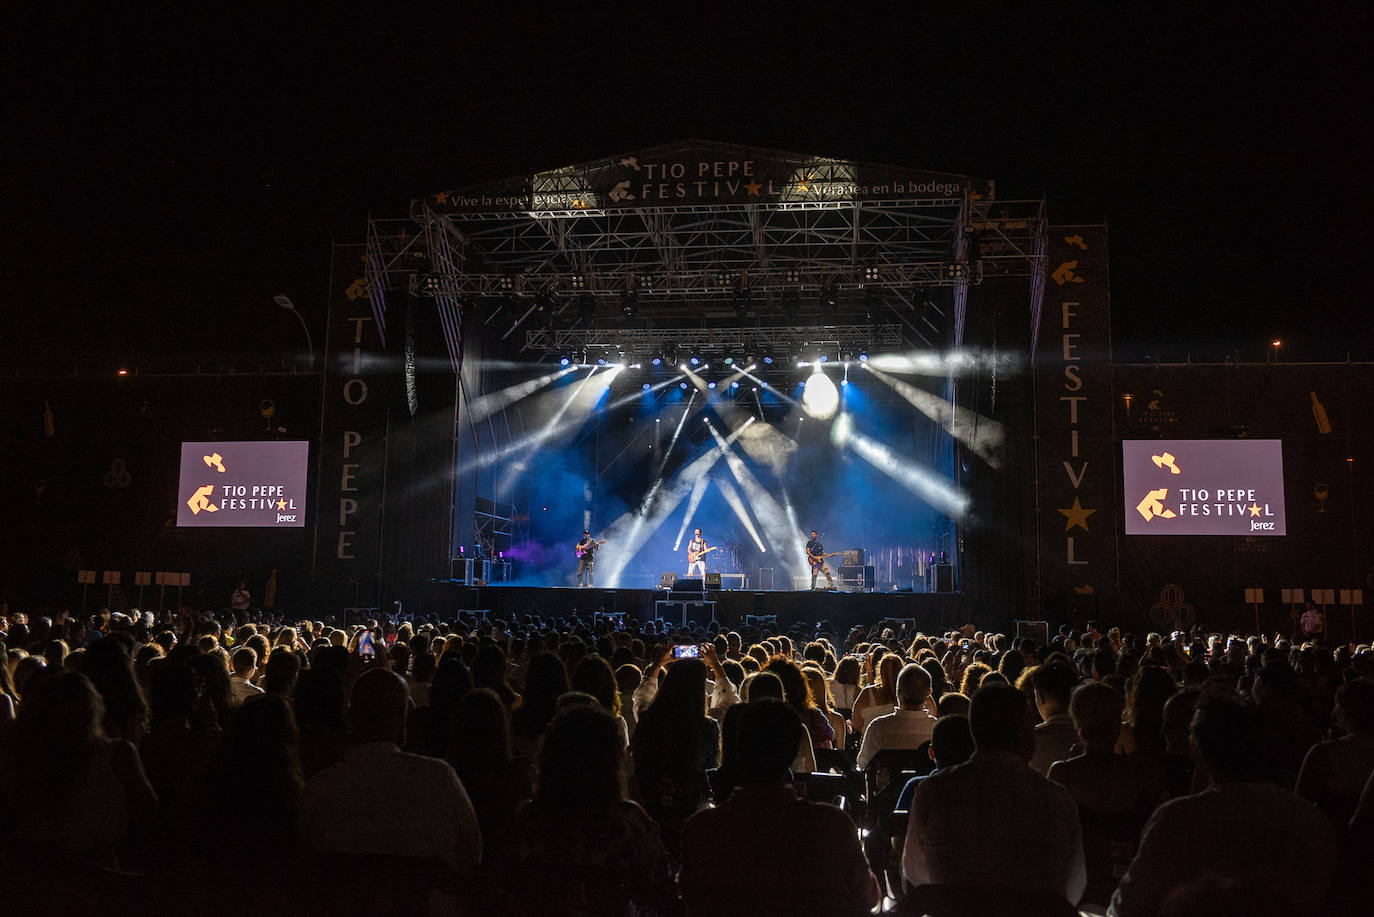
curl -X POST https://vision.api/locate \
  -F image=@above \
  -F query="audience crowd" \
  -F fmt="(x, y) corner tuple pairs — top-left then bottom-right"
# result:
(1, 603), (1372, 915)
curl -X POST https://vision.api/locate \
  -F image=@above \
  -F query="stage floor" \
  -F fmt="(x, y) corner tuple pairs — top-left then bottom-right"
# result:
(405, 582), (970, 633)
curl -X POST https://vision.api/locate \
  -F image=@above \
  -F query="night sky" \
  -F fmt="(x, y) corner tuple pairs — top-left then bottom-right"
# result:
(6, 6), (1371, 374)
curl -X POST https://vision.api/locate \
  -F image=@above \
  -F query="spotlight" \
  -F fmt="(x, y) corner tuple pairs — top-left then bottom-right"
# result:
(642, 383), (651, 390)
(597, 357), (608, 366)
(723, 356), (735, 365)
(731, 380), (739, 388)
(689, 355), (701, 366)
(680, 382), (689, 390)
(818, 354), (829, 363)
(841, 378), (849, 386)
(821, 278), (838, 307)
(762, 356), (774, 365)
(652, 356), (663, 366)
(781, 290), (800, 323)
(859, 351), (869, 362)
(708, 381), (717, 389)
(577, 293), (596, 322)
(560, 356), (571, 366)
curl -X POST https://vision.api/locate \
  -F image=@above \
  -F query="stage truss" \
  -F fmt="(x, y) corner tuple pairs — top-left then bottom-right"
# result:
(362, 142), (1047, 371)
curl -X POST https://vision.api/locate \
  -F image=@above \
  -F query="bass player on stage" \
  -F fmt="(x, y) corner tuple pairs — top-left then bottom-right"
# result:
(576, 530), (605, 587)
(686, 528), (712, 578)
(805, 530), (837, 590)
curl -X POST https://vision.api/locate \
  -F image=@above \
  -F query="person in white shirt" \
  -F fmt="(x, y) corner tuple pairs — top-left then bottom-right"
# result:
(1028, 661), (1080, 775)
(301, 669), (483, 874)
(904, 682), (1086, 906)
(857, 663), (937, 769)
(1108, 695), (1336, 916)
(229, 647), (265, 706)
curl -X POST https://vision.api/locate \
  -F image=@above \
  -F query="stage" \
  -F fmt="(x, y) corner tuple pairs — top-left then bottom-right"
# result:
(404, 582), (971, 633)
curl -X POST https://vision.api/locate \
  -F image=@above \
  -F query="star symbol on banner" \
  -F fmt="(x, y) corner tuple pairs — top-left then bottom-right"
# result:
(434, 191), (451, 204)
(743, 178), (762, 196)
(276, 498), (288, 510)
(1249, 502), (1262, 517)
(1058, 497), (1097, 532)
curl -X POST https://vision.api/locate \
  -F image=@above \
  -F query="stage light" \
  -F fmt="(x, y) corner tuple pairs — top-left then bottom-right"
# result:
(597, 357), (608, 365)
(652, 356), (663, 366)
(577, 293), (596, 322)
(724, 356), (735, 365)
(841, 378), (849, 386)
(821, 278), (838, 307)
(643, 383), (651, 390)
(802, 367), (839, 420)
(708, 381), (717, 389)
(689, 355), (701, 366)
(859, 351), (868, 361)
(680, 382), (689, 389)
(818, 354), (829, 363)
(733, 289), (752, 319)
(560, 356), (571, 366)
(763, 356), (774, 365)
(621, 292), (639, 318)
(731, 380), (739, 388)
(781, 290), (800, 323)
(840, 349), (852, 363)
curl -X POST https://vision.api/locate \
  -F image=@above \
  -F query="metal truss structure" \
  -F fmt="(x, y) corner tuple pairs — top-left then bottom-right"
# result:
(363, 142), (1048, 369)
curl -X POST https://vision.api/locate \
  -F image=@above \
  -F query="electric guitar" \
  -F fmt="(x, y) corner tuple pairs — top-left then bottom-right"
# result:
(687, 544), (718, 565)
(576, 538), (607, 558)
(807, 550), (842, 568)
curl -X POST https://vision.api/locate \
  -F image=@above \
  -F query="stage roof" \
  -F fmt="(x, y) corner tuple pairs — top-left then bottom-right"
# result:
(364, 140), (1046, 365)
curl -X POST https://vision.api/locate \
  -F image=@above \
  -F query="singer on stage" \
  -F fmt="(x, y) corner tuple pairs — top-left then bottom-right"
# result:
(805, 530), (836, 590)
(575, 530), (603, 587)
(687, 528), (710, 577)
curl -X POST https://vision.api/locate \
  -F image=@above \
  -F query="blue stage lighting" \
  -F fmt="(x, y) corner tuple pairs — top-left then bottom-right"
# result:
(560, 357), (571, 366)
(642, 382), (651, 390)
(859, 352), (869, 361)
(680, 381), (689, 389)
(708, 381), (717, 389)
(763, 356), (774, 364)
(652, 357), (662, 366)
(690, 356), (701, 366)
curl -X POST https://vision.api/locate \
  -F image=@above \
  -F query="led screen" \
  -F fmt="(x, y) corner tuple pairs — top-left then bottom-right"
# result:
(176, 441), (309, 528)
(1122, 439), (1285, 536)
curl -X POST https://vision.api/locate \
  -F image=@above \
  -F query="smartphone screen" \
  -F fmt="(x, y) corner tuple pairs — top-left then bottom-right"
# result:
(358, 631), (375, 658)
(672, 644), (699, 659)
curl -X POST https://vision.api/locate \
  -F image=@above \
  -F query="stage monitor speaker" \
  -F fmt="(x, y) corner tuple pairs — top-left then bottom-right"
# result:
(935, 563), (954, 593)
(758, 567), (774, 590)
(659, 572), (677, 588)
(673, 577), (704, 594)
(1015, 620), (1050, 644)
(704, 572), (722, 588)
(842, 548), (865, 566)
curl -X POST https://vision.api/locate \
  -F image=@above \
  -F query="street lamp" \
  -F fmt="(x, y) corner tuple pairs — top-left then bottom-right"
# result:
(1270, 339), (1281, 363)
(273, 294), (315, 369)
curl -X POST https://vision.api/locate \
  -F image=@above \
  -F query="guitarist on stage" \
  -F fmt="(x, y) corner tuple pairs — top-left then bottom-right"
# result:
(687, 528), (711, 578)
(576, 530), (605, 587)
(806, 530), (837, 590)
